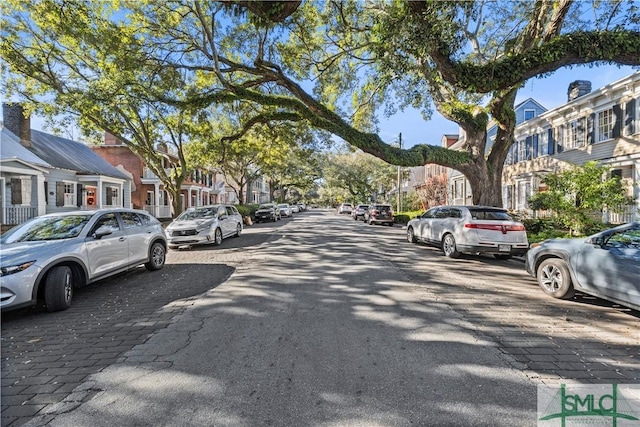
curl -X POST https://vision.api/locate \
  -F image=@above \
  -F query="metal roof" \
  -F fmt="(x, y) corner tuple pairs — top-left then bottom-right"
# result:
(0, 127), (52, 168)
(28, 130), (129, 180)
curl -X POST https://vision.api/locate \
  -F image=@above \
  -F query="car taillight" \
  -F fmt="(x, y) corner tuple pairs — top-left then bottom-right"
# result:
(465, 223), (526, 232)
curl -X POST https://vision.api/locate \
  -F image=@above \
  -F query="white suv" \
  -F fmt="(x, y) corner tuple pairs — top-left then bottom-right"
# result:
(406, 205), (528, 259)
(338, 203), (352, 214)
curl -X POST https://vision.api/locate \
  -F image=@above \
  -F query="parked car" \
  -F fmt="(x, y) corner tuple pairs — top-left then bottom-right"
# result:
(352, 204), (369, 221)
(338, 203), (352, 214)
(0, 209), (167, 312)
(278, 203), (292, 217)
(365, 204), (394, 226)
(254, 203), (281, 223)
(166, 204), (242, 249)
(406, 205), (528, 258)
(291, 204), (300, 214)
(525, 222), (640, 311)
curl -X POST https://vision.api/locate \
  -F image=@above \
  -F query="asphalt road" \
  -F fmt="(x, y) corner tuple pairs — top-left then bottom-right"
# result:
(2, 209), (639, 427)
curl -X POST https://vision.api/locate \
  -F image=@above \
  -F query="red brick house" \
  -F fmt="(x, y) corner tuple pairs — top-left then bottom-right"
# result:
(92, 134), (230, 219)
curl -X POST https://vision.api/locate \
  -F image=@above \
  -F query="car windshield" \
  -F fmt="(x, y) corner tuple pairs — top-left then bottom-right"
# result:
(258, 204), (273, 209)
(0, 214), (93, 243)
(177, 207), (217, 220)
(278, 204), (288, 208)
(469, 209), (512, 221)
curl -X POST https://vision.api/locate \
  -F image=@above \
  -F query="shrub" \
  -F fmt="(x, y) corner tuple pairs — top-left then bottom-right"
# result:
(236, 204), (258, 217)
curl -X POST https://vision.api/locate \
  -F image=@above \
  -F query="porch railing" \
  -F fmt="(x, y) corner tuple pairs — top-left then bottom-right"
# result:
(3, 206), (38, 226)
(143, 204), (172, 219)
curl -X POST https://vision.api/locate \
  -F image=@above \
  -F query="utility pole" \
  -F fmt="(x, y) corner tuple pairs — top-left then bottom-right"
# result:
(397, 133), (402, 214)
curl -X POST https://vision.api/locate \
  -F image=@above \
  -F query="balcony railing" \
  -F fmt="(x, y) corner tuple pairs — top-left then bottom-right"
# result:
(3, 206), (38, 225)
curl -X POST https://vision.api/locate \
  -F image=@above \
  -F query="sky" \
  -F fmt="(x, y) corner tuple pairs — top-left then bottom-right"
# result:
(377, 64), (639, 149)
(19, 64), (639, 149)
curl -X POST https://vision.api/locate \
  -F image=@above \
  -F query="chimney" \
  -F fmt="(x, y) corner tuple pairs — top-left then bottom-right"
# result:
(567, 80), (592, 102)
(2, 103), (32, 147)
(104, 132), (121, 146)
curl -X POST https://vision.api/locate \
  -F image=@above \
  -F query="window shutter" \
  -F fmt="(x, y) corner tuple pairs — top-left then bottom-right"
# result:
(612, 104), (622, 138)
(548, 128), (555, 155)
(532, 134), (538, 158)
(525, 136), (532, 160)
(56, 182), (64, 207)
(557, 125), (565, 153)
(625, 99), (636, 136)
(106, 187), (113, 205)
(586, 113), (595, 144)
(513, 142), (519, 163)
(11, 179), (22, 205)
(77, 184), (83, 207)
(44, 181), (48, 204)
(576, 117), (585, 146)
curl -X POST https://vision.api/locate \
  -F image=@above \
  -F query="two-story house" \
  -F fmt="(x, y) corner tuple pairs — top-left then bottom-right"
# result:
(91, 134), (231, 218)
(1, 104), (132, 229)
(503, 73), (640, 222)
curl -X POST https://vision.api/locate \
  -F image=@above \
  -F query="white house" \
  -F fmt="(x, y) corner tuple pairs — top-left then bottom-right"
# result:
(1, 104), (132, 228)
(503, 73), (640, 222)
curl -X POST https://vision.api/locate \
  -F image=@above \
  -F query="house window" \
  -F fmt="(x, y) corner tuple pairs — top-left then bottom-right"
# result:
(597, 108), (614, 142)
(517, 139), (527, 163)
(565, 118), (585, 149)
(64, 183), (75, 206)
(10, 178), (32, 205)
(537, 131), (549, 157)
(107, 187), (120, 206)
(524, 109), (536, 121)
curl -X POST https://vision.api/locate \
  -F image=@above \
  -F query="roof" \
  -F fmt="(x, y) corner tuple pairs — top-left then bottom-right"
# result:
(28, 130), (129, 180)
(0, 127), (52, 168)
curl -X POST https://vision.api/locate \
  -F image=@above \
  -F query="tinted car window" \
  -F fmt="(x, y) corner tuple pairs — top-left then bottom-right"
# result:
(121, 212), (143, 228)
(448, 209), (462, 219)
(469, 209), (512, 221)
(92, 213), (120, 234)
(435, 208), (449, 219)
(422, 209), (436, 218)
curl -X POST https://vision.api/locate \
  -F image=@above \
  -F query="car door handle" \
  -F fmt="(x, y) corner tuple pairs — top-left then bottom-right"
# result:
(119, 237), (126, 242)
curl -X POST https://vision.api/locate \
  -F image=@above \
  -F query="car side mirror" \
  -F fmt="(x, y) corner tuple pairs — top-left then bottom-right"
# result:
(587, 237), (604, 248)
(93, 226), (113, 239)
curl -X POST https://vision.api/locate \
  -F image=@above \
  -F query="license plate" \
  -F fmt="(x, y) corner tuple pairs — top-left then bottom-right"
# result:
(499, 245), (511, 252)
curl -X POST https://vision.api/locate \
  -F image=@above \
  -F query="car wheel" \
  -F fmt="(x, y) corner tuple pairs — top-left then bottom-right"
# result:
(537, 258), (575, 299)
(44, 266), (73, 312)
(494, 254), (511, 260)
(442, 234), (460, 258)
(407, 227), (417, 243)
(145, 242), (166, 271)
(213, 228), (223, 246)
(235, 223), (242, 237)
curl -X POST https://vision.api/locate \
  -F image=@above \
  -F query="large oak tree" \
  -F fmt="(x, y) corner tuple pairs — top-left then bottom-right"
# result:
(2, 0), (639, 207)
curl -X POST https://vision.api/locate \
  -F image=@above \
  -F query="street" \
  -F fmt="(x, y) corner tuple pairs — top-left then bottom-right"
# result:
(2, 209), (639, 426)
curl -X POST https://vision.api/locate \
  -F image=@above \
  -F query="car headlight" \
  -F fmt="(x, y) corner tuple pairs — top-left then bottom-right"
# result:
(196, 222), (213, 232)
(1, 261), (36, 277)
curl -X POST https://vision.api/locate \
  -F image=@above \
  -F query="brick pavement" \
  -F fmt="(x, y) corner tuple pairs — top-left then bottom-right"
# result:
(0, 253), (243, 427)
(389, 240), (640, 386)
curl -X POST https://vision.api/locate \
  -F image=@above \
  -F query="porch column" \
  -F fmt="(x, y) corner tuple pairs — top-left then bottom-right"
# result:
(154, 183), (160, 218)
(35, 175), (46, 215)
(634, 161), (640, 221)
